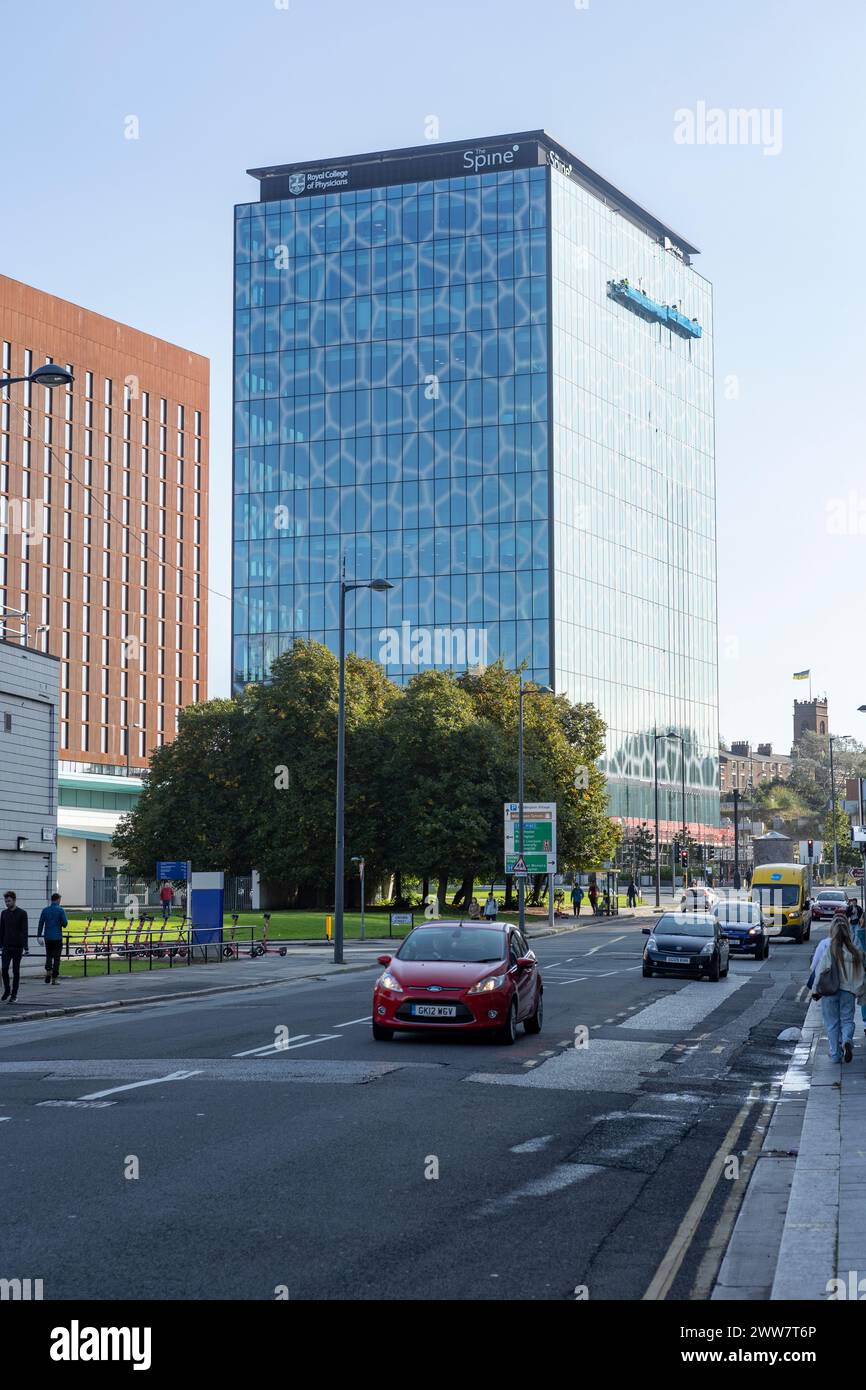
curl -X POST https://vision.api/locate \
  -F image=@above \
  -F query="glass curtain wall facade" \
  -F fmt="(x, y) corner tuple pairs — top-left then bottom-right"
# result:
(233, 166), (551, 688)
(549, 169), (718, 828)
(233, 133), (719, 830)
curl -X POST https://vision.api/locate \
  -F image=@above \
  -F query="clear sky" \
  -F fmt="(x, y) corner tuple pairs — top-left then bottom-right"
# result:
(3, 0), (864, 754)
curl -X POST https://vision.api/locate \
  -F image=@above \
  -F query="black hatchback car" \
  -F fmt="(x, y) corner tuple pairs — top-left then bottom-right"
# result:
(642, 912), (730, 981)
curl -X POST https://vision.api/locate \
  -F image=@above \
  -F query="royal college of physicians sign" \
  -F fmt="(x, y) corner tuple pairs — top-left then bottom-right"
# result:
(269, 139), (573, 203)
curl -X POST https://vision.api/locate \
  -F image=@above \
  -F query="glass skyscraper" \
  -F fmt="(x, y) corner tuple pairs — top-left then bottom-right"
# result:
(233, 131), (719, 834)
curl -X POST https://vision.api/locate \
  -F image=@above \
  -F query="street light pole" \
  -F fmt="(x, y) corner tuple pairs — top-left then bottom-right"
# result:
(333, 563), (393, 964)
(653, 732), (661, 908)
(733, 787), (741, 891)
(518, 673), (525, 933)
(829, 733), (839, 884)
(515, 674), (553, 934)
(680, 737), (687, 889)
(351, 856), (366, 941)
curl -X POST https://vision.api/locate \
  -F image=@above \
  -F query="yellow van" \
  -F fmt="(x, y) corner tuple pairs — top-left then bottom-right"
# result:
(750, 863), (812, 943)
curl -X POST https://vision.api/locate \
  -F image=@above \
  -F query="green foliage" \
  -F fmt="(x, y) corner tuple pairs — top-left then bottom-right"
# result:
(112, 646), (621, 898)
(752, 779), (811, 822)
(823, 801), (860, 869)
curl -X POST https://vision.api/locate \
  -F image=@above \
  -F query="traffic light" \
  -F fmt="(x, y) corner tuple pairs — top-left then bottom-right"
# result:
(681, 848), (689, 867)
(808, 839), (814, 860)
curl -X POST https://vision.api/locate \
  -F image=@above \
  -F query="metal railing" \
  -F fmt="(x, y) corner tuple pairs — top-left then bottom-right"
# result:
(90, 874), (253, 913)
(59, 911), (286, 976)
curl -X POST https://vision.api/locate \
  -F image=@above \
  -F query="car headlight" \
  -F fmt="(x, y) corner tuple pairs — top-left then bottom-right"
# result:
(468, 973), (507, 994)
(700, 942), (715, 955)
(748, 927), (760, 936)
(647, 938), (662, 953)
(378, 972), (402, 992)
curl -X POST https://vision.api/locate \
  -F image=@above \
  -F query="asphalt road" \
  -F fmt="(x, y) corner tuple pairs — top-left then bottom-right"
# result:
(0, 915), (818, 1301)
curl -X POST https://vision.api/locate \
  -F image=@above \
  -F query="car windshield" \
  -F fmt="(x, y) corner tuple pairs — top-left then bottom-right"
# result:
(817, 891), (847, 902)
(716, 903), (760, 924)
(656, 916), (715, 938)
(753, 885), (799, 906)
(398, 927), (505, 963)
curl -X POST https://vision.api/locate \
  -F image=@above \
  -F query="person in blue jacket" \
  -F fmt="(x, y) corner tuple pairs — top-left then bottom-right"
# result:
(37, 892), (68, 984)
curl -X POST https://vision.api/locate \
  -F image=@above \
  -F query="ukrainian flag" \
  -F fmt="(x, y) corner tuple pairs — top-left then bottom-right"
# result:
(793, 670), (810, 680)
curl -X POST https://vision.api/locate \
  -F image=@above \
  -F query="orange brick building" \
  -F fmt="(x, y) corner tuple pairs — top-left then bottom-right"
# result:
(0, 275), (208, 773)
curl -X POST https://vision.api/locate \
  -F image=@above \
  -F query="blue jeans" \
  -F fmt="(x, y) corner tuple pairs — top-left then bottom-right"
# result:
(821, 990), (856, 1061)
(857, 926), (866, 1023)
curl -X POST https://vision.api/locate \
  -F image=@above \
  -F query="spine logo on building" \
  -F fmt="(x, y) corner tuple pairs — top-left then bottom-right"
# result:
(504, 803), (556, 875)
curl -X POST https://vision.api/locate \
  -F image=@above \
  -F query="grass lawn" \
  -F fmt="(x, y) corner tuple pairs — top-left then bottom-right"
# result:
(60, 894), (645, 950)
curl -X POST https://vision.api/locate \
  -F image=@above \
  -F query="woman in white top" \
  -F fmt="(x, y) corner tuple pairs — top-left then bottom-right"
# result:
(809, 916), (866, 1064)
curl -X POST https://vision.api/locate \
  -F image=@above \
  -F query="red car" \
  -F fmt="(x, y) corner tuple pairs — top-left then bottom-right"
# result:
(811, 889), (850, 922)
(372, 920), (543, 1045)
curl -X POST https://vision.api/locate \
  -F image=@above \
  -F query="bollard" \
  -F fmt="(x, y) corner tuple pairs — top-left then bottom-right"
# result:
(325, 915), (332, 941)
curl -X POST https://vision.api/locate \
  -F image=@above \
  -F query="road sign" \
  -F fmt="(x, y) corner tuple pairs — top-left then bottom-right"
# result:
(852, 827), (866, 845)
(504, 802), (556, 875)
(511, 856), (529, 878)
(157, 860), (189, 880)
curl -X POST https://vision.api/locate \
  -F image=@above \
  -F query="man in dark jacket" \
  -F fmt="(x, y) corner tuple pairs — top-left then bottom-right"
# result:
(0, 890), (29, 1003)
(37, 892), (68, 984)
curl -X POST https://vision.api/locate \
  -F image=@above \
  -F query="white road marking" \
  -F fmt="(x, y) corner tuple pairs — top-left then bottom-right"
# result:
(260, 1034), (341, 1055)
(585, 935), (627, 956)
(233, 1036), (310, 1057)
(78, 1069), (202, 1100)
(478, 1163), (605, 1214)
(510, 1134), (555, 1153)
(38, 1100), (116, 1109)
(545, 976), (588, 985)
(624, 974), (750, 1032)
(333, 1016), (372, 1028)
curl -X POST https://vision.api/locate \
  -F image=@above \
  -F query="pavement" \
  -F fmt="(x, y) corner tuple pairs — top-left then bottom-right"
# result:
(712, 992), (866, 1301)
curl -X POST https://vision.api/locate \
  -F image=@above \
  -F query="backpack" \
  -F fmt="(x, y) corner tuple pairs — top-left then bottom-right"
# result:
(814, 953), (841, 998)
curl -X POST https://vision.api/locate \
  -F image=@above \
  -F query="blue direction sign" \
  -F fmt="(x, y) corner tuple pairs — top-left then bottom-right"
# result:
(157, 861), (189, 880)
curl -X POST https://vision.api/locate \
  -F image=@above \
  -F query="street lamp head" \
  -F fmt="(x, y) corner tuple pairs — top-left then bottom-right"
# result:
(858, 706), (866, 714)
(368, 579), (393, 592)
(30, 363), (74, 389)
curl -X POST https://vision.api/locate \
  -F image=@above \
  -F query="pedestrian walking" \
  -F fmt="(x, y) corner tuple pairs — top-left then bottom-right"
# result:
(159, 880), (174, 922)
(467, 896), (481, 920)
(808, 915), (866, 1064)
(571, 883), (583, 917)
(588, 882), (598, 916)
(37, 892), (68, 984)
(483, 892), (498, 922)
(602, 889), (611, 917)
(0, 890), (29, 1004)
(627, 879), (637, 909)
(847, 898), (866, 1033)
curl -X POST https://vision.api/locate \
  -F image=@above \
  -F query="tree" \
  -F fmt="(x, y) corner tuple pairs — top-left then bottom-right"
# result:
(623, 822), (654, 880)
(112, 699), (256, 876)
(791, 732), (866, 815)
(752, 780), (811, 824)
(113, 645), (624, 906)
(243, 640), (399, 904)
(378, 669), (509, 906)
(457, 663), (621, 877)
(822, 801), (859, 872)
